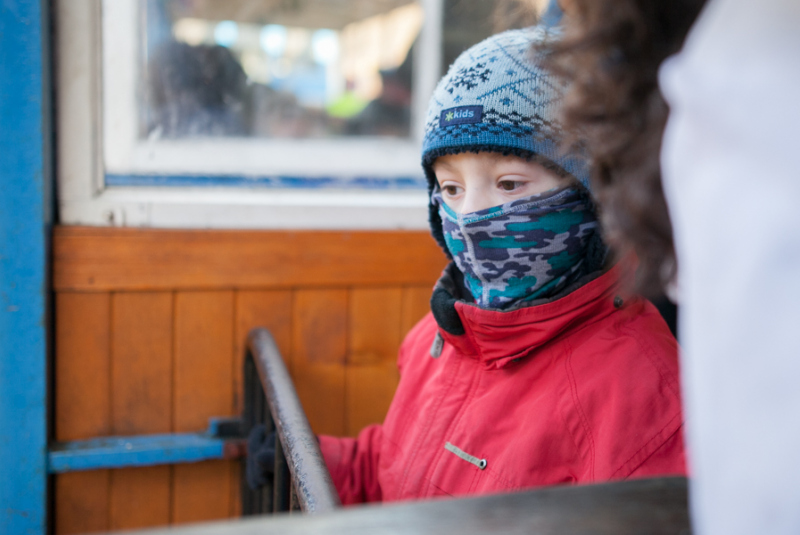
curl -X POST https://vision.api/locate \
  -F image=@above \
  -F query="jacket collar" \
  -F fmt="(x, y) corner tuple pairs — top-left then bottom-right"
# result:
(439, 262), (627, 370)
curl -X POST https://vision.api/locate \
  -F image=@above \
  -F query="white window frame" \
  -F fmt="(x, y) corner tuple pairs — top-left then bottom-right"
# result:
(56, 0), (443, 229)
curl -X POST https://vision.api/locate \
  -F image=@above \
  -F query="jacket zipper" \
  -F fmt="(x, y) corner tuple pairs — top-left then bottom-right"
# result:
(444, 441), (487, 470)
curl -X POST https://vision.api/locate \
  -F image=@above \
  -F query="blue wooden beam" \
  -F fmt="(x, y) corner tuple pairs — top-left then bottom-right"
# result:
(49, 434), (229, 473)
(0, 1), (52, 533)
(48, 418), (246, 473)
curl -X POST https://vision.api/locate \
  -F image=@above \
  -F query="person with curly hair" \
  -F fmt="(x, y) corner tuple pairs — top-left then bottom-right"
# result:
(551, 0), (800, 533)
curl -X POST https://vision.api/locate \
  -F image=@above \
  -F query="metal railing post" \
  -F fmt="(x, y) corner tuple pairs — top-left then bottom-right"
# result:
(242, 327), (341, 515)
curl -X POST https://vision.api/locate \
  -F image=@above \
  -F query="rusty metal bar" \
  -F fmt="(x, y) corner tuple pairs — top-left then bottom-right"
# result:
(247, 328), (341, 514)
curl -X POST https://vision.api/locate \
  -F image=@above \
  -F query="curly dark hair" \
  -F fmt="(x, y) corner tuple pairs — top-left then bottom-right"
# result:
(546, 0), (707, 295)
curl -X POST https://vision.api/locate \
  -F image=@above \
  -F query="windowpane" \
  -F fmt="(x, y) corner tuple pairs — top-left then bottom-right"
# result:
(141, 0), (423, 140)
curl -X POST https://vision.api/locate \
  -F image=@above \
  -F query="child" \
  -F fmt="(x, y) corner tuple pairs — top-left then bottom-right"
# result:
(317, 25), (686, 504)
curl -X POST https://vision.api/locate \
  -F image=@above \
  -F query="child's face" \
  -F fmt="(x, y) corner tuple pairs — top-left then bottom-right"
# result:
(433, 152), (564, 214)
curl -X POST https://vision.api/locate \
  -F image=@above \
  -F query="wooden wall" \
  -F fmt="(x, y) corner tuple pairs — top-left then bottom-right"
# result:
(52, 227), (447, 533)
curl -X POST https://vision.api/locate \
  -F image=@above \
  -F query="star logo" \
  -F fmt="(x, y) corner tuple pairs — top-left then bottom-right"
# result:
(445, 112), (454, 122)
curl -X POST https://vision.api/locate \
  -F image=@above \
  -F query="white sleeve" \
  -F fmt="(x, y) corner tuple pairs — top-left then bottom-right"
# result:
(659, 1), (800, 534)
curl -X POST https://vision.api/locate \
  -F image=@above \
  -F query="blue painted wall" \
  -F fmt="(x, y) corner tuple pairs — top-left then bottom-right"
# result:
(0, 1), (52, 533)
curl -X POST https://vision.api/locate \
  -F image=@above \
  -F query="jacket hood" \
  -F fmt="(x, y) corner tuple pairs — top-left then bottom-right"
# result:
(437, 262), (628, 370)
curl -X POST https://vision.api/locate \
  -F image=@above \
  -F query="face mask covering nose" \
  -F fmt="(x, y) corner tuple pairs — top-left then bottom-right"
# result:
(432, 187), (600, 309)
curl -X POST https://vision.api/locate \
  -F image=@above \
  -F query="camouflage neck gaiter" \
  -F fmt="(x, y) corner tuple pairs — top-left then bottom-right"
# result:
(432, 187), (600, 310)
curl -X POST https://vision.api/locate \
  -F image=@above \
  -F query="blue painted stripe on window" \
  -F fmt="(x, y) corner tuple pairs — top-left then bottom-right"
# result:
(0, 1), (51, 533)
(48, 433), (228, 473)
(105, 173), (428, 190)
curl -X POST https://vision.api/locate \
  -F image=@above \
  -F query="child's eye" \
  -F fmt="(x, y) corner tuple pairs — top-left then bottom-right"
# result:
(442, 185), (461, 195)
(499, 180), (522, 192)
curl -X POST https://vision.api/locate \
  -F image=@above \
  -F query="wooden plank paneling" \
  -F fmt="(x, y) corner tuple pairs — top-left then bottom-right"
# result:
(172, 291), (235, 523)
(401, 286), (434, 336)
(110, 293), (173, 529)
(53, 228), (447, 291)
(54, 471), (110, 534)
(54, 292), (112, 534)
(52, 227), (446, 528)
(234, 290), (293, 414)
(55, 292), (111, 441)
(231, 290), (294, 518)
(111, 292), (173, 435)
(346, 288), (403, 436)
(109, 466), (171, 530)
(293, 290), (348, 436)
(173, 461), (233, 524)
(174, 291), (235, 432)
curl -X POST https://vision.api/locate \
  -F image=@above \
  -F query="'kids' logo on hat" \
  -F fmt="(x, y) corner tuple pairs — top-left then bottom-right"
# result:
(440, 105), (483, 127)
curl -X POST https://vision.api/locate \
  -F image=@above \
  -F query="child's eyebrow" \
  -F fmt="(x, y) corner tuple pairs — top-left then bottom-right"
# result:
(432, 161), (458, 173)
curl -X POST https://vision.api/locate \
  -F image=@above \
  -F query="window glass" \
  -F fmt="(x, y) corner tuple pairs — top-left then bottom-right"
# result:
(141, 0), (423, 140)
(100, 0), (542, 187)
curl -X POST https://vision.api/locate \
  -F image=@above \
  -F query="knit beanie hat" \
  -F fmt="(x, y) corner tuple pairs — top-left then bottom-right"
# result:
(421, 25), (590, 257)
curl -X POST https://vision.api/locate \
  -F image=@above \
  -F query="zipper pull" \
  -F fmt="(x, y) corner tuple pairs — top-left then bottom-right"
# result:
(430, 332), (444, 358)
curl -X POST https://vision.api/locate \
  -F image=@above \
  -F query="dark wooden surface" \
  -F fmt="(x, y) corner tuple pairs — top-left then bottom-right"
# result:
(112, 477), (691, 535)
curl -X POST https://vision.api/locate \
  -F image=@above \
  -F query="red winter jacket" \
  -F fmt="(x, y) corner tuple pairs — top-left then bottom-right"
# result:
(319, 263), (686, 504)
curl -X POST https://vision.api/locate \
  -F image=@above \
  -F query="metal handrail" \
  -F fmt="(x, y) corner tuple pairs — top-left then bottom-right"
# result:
(242, 327), (341, 515)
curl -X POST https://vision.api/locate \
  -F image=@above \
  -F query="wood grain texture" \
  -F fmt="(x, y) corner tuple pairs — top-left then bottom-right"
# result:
(55, 292), (111, 441)
(348, 288), (403, 366)
(345, 288), (403, 435)
(52, 227), (445, 528)
(174, 291), (235, 432)
(173, 292), (235, 524)
(110, 293), (173, 530)
(54, 471), (110, 534)
(111, 292), (173, 435)
(172, 461), (233, 525)
(401, 285), (434, 336)
(54, 293), (113, 534)
(109, 466), (171, 530)
(234, 290), (293, 414)
(53, 227), (447, 291)
(293, 289), (348, 436)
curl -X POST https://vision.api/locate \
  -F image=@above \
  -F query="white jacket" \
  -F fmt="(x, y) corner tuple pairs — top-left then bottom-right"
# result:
(659, 1), (800, 534)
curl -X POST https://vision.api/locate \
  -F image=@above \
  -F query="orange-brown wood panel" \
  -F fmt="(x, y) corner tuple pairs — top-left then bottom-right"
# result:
(229, 460), (243, 519)
(55, 292), (111, 441)
(401, 285), (434, 336)
(174, 291), (235, 433)
(172, 291), (235, 524)
(293, 289), (348, 436)
(172, 461), (233, 524)
(54, 471), (110, 534)
(234, 290), (293, 414)
(231, 290), (294, 518)
(54, 292), (113, 534)
(111, 292), (173, 435)
(109, 466), (171, 530)
(110, 293), (173, 529)
(345, 288), (404, 436)
(53, 227), (447, 292)
(52, 227), (446, 529)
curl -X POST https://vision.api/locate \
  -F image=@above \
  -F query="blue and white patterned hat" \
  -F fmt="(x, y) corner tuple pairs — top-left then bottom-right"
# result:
(421, 25), (590, 257)
(421, 25), (588, 188)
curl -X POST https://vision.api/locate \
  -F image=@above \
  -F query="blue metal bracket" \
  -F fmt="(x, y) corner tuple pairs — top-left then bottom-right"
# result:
(48, 418), (246, 473)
